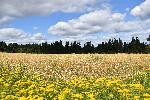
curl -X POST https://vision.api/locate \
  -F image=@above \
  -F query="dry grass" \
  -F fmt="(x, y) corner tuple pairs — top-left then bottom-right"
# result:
(0, 53), (149, 80)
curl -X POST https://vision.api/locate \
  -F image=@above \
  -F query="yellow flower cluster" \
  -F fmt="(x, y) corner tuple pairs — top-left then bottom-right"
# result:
(0, 73), (150, 100)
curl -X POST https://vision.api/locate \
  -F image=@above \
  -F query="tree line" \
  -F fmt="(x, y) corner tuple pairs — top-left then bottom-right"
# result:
(0, 36), (150, 54)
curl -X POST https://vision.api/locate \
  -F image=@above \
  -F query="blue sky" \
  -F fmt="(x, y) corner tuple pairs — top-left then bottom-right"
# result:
(0, 0), (149, 44)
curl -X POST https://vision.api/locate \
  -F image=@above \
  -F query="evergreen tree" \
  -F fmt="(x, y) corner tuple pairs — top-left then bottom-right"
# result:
(83, 41), (94, 53)
(0, 41), (7, 52)
(0, 36), (149, 54)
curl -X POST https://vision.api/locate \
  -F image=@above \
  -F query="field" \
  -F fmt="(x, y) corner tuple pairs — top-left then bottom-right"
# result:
(0, 53), (150, 100)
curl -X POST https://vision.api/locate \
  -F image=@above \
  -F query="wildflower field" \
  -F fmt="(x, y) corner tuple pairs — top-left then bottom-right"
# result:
(0, 53), (150, 100)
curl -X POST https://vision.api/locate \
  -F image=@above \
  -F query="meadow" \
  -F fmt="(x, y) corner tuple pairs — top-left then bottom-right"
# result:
(0, 53), (150, 100)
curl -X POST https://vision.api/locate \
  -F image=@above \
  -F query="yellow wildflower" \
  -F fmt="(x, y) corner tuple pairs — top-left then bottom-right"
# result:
(0, 78), (3, 83)
(1, 92), (6, 95)
(123, 89), (130, 93)
(87, 93), (96, 100)
(4, 83), (9, 87)
(37, 97), (44, 100)
(45, 88), (53, 92)
(70, 79), (80, 86)
(95, 77), (106, 83)
(28, 90), (34, 95)
(134, 96), (140, 100)
(118, 89), (124, 93)
(18, 89), (26, 94)
(143, 93), (150, 97)
(129, 84), (144, 90)
(33, 95), (40, 99)
(39, 87), (45, 92)
(58, 94), (65, 100)
(29, 84), (36, 89)
(118, 89), (129, 93)
(108, 94), (114, 98)
(15, 80), (21, 85)
(46, 84), (55, 88)
(18, 96), (28, 100)
(5, 95), (16, 100)
(27, 96), (34, 100)
(106, 81), (113, 87)
(72, 93), (83, 99)
(63, 88), (71, 94)
(26, 80), (32, 85)
(144, 98), (150, 100)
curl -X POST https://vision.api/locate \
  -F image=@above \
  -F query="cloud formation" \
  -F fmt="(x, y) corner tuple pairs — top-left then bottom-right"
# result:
(0, 0), (149, 44)
(48, 9), (141, 36)
(131, 0), (150, 20)
(0, 0), (101, 25)
(48, 1), (150, 43)
(0, 28), (46, 43)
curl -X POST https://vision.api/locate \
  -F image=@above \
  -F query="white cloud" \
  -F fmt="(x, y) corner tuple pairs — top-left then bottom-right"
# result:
(103, 33), (119, 40)
(0, 28), (46, 43)
(108, 21), (142, 33)
(0, 28), (27, 39)
(31, 33), (46, 41)
(48, 9), (139, 36)
(111, 13), (126, 22)
(0, 0), (104, 25)
(0, 16), (13, 26)
(48, 7), (150, 43)
(131, 0), (150, 20)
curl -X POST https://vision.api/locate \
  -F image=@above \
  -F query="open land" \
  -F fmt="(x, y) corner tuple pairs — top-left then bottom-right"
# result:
(0, 53), (150, 99)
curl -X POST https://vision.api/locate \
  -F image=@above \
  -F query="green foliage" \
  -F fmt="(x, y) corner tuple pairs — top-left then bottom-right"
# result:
(0, 36), (149, 54)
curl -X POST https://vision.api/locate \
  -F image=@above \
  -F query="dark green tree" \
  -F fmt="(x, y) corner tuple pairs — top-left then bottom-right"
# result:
(0, 41), (7, 52)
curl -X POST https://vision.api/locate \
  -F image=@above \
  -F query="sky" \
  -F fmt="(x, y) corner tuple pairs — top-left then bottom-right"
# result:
(0, 0), (150, 45)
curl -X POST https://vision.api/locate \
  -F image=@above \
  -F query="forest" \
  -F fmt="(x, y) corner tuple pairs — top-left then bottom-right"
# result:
(0, 36), (150, 54)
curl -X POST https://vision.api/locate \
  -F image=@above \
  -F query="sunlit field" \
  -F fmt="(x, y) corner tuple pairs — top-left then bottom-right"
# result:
(0, 53), (150, 100)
